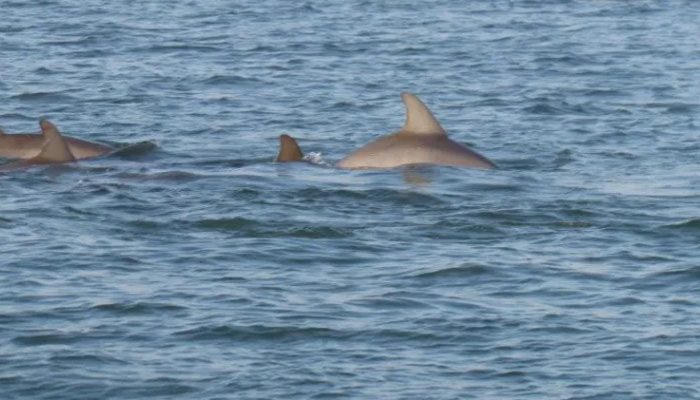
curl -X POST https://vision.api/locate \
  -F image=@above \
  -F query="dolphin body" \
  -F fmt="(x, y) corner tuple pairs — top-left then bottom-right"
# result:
(276, 92), (496, 169)
(0, 119), (85, 171)
(0, 120), (112, 161)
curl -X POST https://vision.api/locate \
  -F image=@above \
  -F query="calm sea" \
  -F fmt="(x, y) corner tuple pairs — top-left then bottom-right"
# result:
(1, 1), (700, 399)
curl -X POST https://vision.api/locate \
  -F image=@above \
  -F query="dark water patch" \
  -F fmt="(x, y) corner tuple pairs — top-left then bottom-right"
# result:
(411, 263), (498, 279)
(580, 88), (629, 98)
(34, 67), (56, 75)
(281, 225), (352, 239)
(104, 382), (197, 398)
(13, 333), (84, 346)
(325, 101), (358, 110)
(192, 217), (256, 230)
(351, 296), (434, 311)
(174, 324), (345, 342)
(650, 266), (700, 280)
(42, 36), (97, 46)
(290, 187), (447, 208)
(194, 158), (263, 168)
(200, 74), (263, 85)
(189, 217), (352, 238)
(126, 219), (164, 230)
(115, 169), (204, 182)
(48, 352), (129, 366)
(523, 99), (602, 116)
(92, 301), (188, 315)
(529, 54), (600, 67)
(664, 103), (699, 114)
(10, 91), (77, 102)
(419, 222), (507, 239)
(132, 44), (220, 54)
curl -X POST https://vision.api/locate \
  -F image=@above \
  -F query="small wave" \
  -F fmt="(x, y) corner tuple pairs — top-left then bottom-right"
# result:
(664, 219), (700, 230)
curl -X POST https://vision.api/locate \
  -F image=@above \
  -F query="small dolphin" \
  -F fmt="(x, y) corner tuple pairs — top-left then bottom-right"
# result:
(0, 119), (79, 171)
(275, 134), (304, 162)
(0, 119), (112, 160)
(276, 92), (496, 169)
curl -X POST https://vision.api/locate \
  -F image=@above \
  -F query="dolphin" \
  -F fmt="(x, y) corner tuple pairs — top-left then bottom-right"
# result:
(0, 119), (78, 171)
(275, 134), (304, 162)
(0, 120), (112, 160)
(338, 92), (495, 169)
(275, 92), (496, 169)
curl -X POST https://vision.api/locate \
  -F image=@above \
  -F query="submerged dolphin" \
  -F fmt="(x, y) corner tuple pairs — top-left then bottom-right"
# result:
(275, 134), (304, 162)
(0, 120), (112, 160)
(0, 119), (79, 171)
(276, 92), (496, 169)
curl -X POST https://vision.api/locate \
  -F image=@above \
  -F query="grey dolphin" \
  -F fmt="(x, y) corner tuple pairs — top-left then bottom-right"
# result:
(275, 92), (496, 169)
(338, 92), (495, 169)
(0, 119), (78, 171)
(0, 120), (112, 160)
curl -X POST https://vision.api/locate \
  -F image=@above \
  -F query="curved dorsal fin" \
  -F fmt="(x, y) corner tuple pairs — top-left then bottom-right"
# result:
(35, 118), (75, 163)
(399, 92), (446, 136)
(276, 134), (304, 162)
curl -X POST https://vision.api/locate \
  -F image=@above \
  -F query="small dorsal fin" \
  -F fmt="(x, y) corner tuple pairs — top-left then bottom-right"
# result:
(399, 92), (446, 136)
(35, 118), (76, 163)
(275, 134), (304, 162)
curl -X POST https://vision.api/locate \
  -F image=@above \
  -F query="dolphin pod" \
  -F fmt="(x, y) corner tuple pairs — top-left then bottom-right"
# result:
(1, 92), (496, 171)
(277, 92), (496, 169)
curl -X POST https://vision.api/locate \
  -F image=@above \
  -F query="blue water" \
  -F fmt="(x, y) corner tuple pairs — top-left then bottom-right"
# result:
(2, 1), (700, 399)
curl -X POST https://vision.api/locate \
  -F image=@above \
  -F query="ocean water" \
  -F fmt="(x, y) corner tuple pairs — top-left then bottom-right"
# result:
(2, 0), (700, 399)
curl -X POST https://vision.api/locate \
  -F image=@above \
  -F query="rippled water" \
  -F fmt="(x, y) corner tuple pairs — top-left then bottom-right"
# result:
(2, 1), (700, 399)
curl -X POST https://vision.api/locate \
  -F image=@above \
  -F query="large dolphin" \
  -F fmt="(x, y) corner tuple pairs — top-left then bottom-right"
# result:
(276, 92), (496, 169)
(0, 119), (78, 171)
(0, 119), (112, 160)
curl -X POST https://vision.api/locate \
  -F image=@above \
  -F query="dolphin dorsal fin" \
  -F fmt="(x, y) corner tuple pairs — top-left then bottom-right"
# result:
(399, 92), (446, 136)
(36, 118), (75, 163)
(276, 134), (304, 162)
